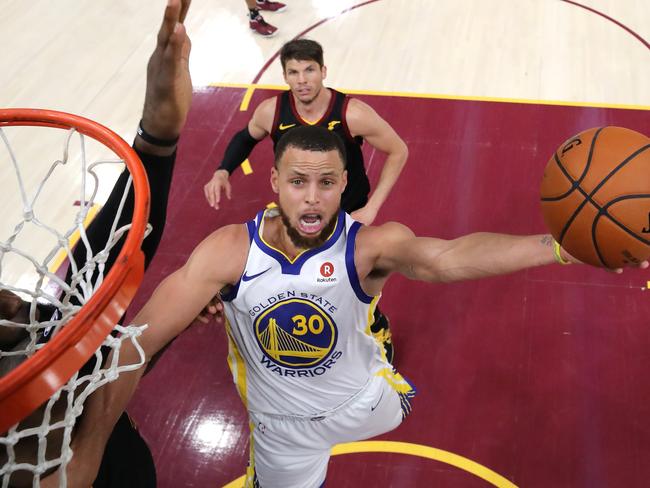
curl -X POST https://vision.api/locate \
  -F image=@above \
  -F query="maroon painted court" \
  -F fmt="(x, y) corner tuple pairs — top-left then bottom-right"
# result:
(127, 86), (650, 488)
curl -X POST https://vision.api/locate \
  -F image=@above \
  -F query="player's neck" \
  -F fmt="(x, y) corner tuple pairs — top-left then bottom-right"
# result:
(293, 88), (331, 122)
(263, 214), (305, 260)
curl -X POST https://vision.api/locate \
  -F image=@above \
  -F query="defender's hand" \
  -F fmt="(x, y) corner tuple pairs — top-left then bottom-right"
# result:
(140, 0), (193, 140)
(196, 294), (225, 324)
(350, 204), (378, 226)
(204, 169), (232, 210)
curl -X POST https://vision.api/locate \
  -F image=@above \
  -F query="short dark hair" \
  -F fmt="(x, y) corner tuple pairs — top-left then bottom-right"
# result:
(280, 39), (324, 71)
(274, 126), (346, 168)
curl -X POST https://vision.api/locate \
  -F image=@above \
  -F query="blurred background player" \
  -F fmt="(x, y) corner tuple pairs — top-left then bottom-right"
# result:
(0, 0), (193, 486)
(203, 38), (408, 361)
(246, 0), (287, 37)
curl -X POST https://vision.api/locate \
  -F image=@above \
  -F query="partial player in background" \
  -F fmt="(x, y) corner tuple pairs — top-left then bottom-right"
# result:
(245, 0), (287, 37)
(204, 39), (407, 225)
(0, 0), (193, 486)
(203, 38), (408, 361)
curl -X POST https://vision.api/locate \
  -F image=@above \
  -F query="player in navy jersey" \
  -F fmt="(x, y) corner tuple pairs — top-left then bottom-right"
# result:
(203, 39), (407, 227)
(0, 1), (192, 485)
(203, 38), (408, 362)
(67, 124), (643, 487)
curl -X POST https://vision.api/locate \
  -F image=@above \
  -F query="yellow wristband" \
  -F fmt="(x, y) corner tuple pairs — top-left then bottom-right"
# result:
(553, 240), (571, 265)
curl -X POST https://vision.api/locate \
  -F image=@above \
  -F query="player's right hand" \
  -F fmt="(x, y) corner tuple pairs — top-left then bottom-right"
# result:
(556, 239), (650, 273)
(204, 169), (232, 209)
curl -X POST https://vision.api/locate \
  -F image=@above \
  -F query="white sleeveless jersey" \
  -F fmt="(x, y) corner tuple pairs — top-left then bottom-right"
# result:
(222, 209), (386, 417)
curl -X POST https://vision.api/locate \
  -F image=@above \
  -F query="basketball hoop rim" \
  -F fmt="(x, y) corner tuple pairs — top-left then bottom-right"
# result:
(0, 108), (151, 432)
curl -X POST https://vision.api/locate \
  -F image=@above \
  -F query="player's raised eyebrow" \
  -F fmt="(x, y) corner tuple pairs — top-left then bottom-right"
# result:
(287, 167), (339, 177)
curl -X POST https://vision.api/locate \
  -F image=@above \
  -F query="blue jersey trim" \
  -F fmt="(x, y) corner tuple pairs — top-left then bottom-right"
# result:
(246, 219), (256, 241)
(221, 219), (257, 302)
(254, 210), (346, 275)
(345, 221), (374, 304)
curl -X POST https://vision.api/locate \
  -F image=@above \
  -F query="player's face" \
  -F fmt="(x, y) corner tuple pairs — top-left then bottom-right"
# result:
(283, 59), (326, 105)
(271, 147), (347, 249)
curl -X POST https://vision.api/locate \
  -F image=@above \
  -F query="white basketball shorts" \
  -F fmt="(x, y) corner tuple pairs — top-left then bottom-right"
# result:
(244, 368), (416, 488)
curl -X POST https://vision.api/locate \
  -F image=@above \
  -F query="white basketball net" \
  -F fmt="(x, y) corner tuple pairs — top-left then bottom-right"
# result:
(0, 125), (149, 487)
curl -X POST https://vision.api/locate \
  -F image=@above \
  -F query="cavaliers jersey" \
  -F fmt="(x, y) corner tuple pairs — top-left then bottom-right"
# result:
(221, 208), (387, 417)
(270, 89), (370, 213)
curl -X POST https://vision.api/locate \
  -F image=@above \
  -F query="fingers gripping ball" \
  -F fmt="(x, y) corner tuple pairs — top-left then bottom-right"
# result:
(540, 127), (650, 268)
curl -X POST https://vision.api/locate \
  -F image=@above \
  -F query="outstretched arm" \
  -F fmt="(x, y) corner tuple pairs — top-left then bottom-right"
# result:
(49, 222), (247, 487)
(67, 0), (192, 288)
(357, 221), (650, 296)
(359, 222), (649, 295)
(394, 230), (561, 283)
(136, 0), (192, 155)
(346, 99), (408, 225)
(41, 0), (194, 485)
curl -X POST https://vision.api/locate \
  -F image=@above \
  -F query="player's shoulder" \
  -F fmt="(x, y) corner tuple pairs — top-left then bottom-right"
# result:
(360, 220), (414, 237)
(256, 96), (278, 116)
(204, 223), (249, 247)
(191, 223), (250, 283)
(356, 221), (415, 252)
(344, 97), (382, 133)
(248, 97), (276, 139)
(352, 222), (416, 279)
(250, 96), (278, 131)
(194, 224), (250, 262)
(345, 97), (375, 117)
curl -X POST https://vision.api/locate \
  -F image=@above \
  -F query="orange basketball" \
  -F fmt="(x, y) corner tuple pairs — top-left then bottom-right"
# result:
(540, 126), (650, 268)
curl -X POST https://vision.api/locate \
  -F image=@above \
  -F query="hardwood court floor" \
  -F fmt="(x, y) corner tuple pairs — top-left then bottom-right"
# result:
(1, 0), (649, 486)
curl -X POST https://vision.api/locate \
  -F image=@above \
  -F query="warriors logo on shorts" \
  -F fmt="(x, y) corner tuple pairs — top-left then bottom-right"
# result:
(254, 298), (337, 368)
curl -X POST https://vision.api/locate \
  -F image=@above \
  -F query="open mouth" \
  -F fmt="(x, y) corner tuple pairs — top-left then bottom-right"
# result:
(298, 214), (323, 234)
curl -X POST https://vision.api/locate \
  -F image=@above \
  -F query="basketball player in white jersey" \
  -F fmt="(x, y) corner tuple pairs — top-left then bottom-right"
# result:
(66, 125), (646, 487)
